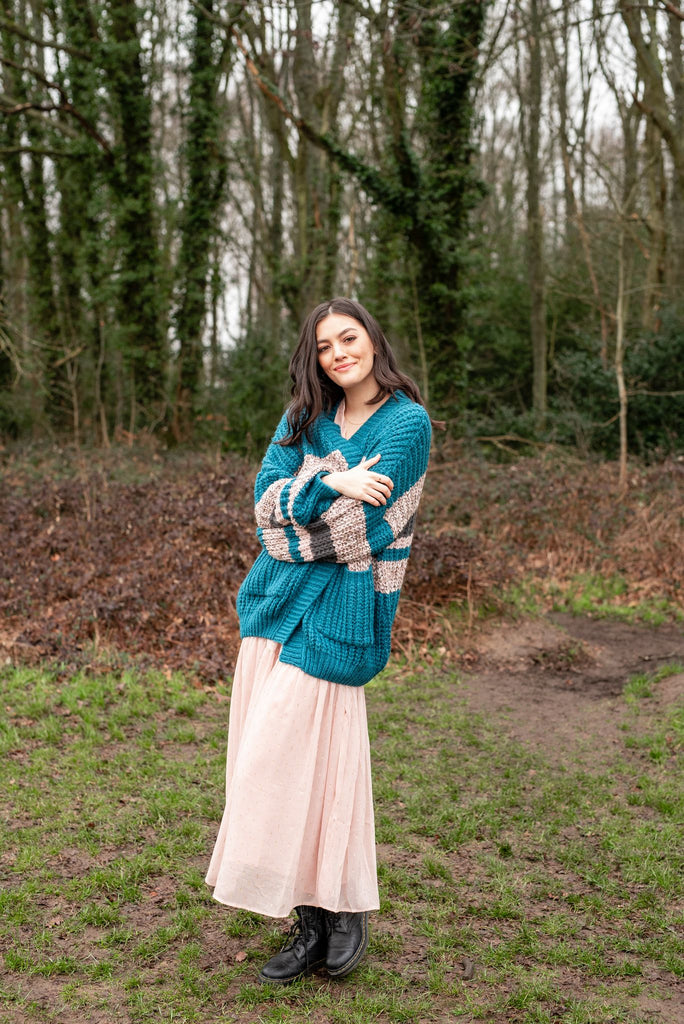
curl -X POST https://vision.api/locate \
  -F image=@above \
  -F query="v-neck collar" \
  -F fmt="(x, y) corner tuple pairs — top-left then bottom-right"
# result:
(322, 390), (404, 455)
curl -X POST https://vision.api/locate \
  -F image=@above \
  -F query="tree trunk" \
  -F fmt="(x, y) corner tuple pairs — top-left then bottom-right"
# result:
(523, 0), (547, 422)
(619, 0), (684, 300)
(54, 0), (108, 440)
(0, 1), (59, 428)
(642, 119), (667, 328)
(289, 0), (353, 320)
(174, 0), (228, 439)
(106, 0), (165, 422)
(666, 1), (684, 289)
(550, 2), (609, 364)
(410, 0), (487, 414)
(24, 137), (61, 392)
(615, 223), (629, 493)
(615, 91), (639, 492)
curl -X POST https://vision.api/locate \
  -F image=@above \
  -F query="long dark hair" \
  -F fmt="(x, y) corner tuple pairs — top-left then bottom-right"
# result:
(280, 297), (427, 447)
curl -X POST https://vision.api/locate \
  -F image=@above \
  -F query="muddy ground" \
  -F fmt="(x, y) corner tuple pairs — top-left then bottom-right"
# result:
(464, 612), (684, 756)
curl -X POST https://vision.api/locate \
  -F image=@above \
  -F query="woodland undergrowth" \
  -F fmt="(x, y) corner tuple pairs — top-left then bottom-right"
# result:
(0, 442), (681, 680)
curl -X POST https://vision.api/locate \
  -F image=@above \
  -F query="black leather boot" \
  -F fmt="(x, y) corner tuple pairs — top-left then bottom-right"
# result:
(325, 911), (369, 977)
(258, 905), (328, 985)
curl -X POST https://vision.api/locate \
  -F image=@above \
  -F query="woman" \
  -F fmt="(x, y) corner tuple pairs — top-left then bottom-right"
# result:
(205, 297), (432, 984)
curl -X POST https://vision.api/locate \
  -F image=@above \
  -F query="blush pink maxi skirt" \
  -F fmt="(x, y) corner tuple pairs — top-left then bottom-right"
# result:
(205, 636), (380, 918)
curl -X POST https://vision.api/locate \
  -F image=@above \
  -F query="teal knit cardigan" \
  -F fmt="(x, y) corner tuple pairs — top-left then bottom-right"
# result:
(236, 390), (432, 686)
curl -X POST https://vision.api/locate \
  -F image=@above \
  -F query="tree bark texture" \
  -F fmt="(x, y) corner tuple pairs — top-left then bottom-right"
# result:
(522, 0), (547, 421)
(619, 0), (684, 293)
(174, 0), (229, 439)
(106, 0), (165, 419)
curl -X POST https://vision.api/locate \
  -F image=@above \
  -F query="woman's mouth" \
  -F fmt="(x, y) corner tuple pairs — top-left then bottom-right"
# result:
(334, 362), (356, 372)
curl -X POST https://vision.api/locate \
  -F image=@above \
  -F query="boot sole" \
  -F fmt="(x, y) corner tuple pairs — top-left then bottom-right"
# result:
(257, 955), (326, 985)
(326, 913), (369, 978)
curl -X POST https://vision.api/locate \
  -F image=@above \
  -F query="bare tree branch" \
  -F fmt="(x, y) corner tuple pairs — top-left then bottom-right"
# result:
(0, 145), (76, 158)
(1, 54), (67, 95)
(229, 24), (404, 213)
(0, 57), (113, 157)
(0, 14), (92, 60)
(189, 0), (404, 212)
(335, 0), (383, 28)
(659, 0), (683, 20)
(619, 0), (683, 167)
(628, 387), (684, 396)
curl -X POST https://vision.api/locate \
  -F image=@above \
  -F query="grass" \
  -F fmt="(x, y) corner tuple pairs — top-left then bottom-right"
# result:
(505, 572), (684, 626)
(0, 656), (682, 1023)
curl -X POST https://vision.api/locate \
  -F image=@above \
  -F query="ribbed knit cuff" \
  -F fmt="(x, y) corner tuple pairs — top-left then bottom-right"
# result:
(300, 471), (341, 523)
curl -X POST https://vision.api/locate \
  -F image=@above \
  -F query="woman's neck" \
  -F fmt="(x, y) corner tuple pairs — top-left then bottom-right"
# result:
(342, 377), (384, 420)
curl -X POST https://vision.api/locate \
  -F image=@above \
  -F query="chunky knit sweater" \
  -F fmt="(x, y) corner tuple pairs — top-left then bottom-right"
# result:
(236, 389), (431, 686)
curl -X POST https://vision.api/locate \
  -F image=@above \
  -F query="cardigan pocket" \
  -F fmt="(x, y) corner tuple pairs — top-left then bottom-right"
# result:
(237, 552), (302, 618)
(301, 565), (374, 651)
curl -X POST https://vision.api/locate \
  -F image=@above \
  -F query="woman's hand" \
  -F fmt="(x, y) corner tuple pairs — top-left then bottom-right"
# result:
(322, 454), (394, 506)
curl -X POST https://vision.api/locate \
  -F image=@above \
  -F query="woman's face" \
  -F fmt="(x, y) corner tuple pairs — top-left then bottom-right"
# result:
(315, 313), (376, 391)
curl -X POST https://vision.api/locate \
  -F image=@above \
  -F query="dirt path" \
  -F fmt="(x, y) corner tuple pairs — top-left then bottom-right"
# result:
(459, 613), (684, 758)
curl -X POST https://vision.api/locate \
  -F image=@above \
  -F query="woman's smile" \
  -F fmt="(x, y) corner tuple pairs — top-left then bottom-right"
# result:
(316, 313), (376, 393)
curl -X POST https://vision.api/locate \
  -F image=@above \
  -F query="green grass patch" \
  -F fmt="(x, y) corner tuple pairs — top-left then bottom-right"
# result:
(505, 572), (684, 625)
(623, 662), (683, 703)
(0, 646), (681, 1022)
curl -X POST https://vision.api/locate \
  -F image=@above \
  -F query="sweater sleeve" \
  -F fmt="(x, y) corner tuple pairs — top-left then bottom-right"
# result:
(254, 412), (343, 529)
(258, 403), (431, 565)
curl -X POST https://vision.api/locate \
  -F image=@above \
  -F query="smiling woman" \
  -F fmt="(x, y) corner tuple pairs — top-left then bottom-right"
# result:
(205, 297), (432, 986)
(316, 312), (377, 387)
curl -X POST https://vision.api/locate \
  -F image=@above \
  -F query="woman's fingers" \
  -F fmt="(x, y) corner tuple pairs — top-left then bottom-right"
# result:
(362, 472), (393, 504)
(371, 472), (393, 490)
(362, 453), (382, 468)
(366, 481), (392, 504)
(339, 458), (394, 504)
(369, 475), (393, 499)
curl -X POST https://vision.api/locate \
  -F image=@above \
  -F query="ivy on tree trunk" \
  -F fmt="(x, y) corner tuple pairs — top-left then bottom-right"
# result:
(173, 0), (229, 439)
(106, 0), (165, 422)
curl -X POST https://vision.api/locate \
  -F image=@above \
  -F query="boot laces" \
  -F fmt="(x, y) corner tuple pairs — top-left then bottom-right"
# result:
(281, 917), (305, 952)
(281, 908), (319, 969)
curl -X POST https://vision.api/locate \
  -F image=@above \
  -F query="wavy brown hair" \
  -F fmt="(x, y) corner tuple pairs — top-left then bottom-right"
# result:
(280, 297), (427, 447)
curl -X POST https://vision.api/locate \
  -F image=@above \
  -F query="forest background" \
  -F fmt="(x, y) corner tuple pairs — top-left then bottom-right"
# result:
(1, 7), (683, 1019)
(1, 0), (683, 467)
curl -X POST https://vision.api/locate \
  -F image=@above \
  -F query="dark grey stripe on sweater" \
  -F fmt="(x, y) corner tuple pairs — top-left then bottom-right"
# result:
(298, 516), (340, 562)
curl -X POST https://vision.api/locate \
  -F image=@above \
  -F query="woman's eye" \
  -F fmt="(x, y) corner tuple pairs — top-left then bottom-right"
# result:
(343, 336), (356, 344)
(317, 345), (329, 354)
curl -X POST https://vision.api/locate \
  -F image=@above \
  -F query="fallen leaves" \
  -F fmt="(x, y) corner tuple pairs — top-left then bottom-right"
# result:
(1, 448), (681, 681)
